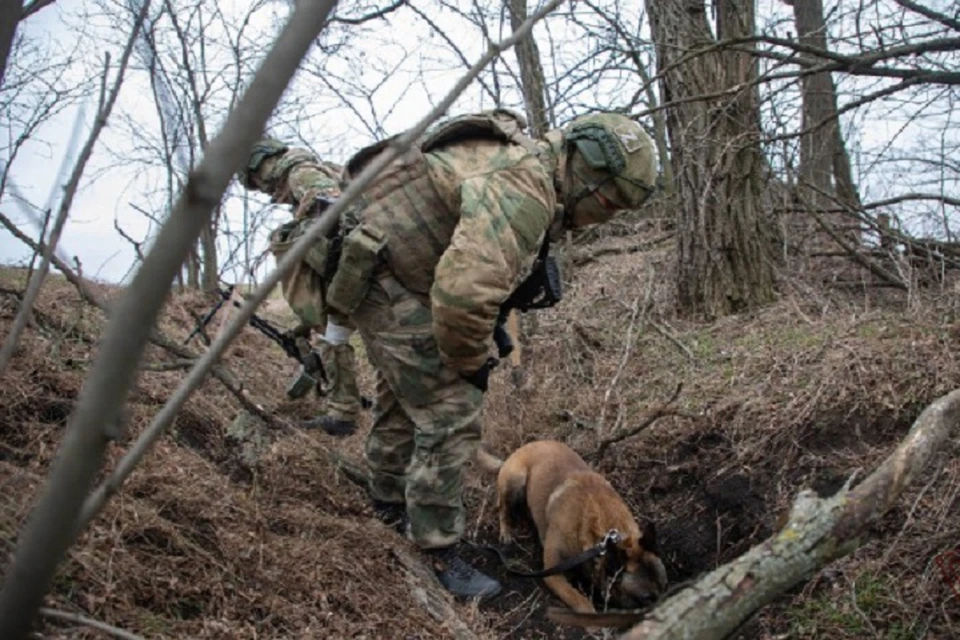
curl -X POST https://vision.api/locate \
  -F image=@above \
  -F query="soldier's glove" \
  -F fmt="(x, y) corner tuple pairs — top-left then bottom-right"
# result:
(285, 323), (314, 340)
(493, 323), (514, 359)
(461, 357), (499, 393)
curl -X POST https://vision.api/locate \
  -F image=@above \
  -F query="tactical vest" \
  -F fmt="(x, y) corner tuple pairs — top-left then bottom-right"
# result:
(327, 109), (542, 314)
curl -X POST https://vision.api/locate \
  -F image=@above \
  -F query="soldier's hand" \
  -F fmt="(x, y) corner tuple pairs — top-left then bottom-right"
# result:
(285, 323), (313, 339)
(493, 323), (514, 359)
(461, 357), (499, 393)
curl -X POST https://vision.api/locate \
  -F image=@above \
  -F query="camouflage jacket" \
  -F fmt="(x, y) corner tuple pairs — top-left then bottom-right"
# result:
(426, 139), (556, 373)
(343, 127), (557, 374)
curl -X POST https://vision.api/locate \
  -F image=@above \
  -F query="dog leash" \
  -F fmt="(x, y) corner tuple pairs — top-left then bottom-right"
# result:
(468, 529), (622, 578)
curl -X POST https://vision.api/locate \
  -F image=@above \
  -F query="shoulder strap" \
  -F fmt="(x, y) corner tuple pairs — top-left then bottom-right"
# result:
(421, 108), (541, 156)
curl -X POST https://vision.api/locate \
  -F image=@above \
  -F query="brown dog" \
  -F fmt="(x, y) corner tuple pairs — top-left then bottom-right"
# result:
(477, 440), (667, 613)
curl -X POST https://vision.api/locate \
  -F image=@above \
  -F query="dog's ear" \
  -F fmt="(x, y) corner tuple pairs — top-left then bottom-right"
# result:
(641, 519), (659, 553)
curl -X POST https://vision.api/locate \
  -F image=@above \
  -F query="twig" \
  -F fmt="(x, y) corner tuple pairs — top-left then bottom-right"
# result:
(0, 47), (123, 376)
(573, 233), (675, 266)
(38, 608), (144, 640)
(114, 217), (145, 263)
(649, 320), (695, 362)
(139, 359), (195, 372)
(807, 206), (907, 290)
(598, 269), (655, 435)
(592, 383), (684, 461)
(73, 0), (568, 537)
(0, 209), (276, 428)
(618, 388), (960, 640)
(0, 1), (339, 635)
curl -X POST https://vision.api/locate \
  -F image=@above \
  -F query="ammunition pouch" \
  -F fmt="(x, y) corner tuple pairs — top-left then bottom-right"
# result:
(325, 223), (387, 315)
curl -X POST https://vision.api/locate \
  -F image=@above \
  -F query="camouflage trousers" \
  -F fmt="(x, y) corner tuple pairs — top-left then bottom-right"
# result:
(351, 271), (483, 549)
(316, 339), (362, 423)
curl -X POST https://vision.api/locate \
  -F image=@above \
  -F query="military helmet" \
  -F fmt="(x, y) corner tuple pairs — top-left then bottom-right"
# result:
(240, 138), (289, 190)
(562, 113), (657, 227)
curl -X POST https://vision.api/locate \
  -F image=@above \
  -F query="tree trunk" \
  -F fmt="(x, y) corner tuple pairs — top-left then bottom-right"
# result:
(647, 0), (776, 317)
(200, 214), (219, 291)
(186, 247), (200, 288)
(786, 0), (863, 247)
(505, 0), (550, 136)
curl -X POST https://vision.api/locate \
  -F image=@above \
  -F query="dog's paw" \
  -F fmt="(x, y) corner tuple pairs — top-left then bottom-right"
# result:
(499, 529), (515, 545)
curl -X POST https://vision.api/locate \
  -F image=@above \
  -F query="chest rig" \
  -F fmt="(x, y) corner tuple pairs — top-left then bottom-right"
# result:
(326, 109), (546, 315)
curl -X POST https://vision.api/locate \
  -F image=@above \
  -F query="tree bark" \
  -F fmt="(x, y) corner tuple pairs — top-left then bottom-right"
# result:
(647, 0), (776, 317)
(506, 0), (551, 136)
(0, 0), (23, 89)
(786, 0), (863, 237)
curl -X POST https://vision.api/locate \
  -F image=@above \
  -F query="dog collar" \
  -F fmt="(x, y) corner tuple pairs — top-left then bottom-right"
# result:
(598, 529), (623, 555)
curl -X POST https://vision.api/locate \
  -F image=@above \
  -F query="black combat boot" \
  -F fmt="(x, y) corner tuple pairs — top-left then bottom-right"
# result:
(426, 545), (502, 600)
(372, 500), (407, 534)
(299, 416), (357, 437)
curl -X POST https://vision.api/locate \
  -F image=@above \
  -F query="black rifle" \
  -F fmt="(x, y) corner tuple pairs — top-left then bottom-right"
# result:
(493, 239), (563, 358)
(186, 285), (327, 398)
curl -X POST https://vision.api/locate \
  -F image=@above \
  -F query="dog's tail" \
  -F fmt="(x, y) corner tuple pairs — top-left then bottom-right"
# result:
(476, 447), (504, 474)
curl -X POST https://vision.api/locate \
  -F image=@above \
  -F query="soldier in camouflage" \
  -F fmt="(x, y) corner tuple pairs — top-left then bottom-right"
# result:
(240, 139), (363, 437)
(321, 109), (659, 599)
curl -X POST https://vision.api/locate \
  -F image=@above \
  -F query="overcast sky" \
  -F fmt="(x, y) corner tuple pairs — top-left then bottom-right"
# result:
(1, 0), (955, 285)
(0, 0), (513, 284)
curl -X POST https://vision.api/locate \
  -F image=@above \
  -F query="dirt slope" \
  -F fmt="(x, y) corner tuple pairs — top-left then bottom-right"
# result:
(1, 234), (959, 640)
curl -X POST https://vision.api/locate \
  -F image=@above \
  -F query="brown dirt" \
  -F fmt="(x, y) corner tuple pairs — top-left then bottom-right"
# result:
(2, 226), (960, 640)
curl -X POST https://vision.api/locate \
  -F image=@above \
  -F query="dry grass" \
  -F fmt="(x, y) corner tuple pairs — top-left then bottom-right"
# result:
(478, 233), (960, 639)
(2, 227), (960, 640)
(0, 267), (471, 639)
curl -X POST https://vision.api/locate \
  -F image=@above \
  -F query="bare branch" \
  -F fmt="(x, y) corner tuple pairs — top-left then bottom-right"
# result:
(592, 383), (685, 461)
(0, 0), (341, 634)
(330, 0), (406, 25)
(113, 217), (146, 263)
(38, 608), (144, 640)
(20, 0), (58, 20)
(892, 0), (960, 33)
(0, 8), (143, 376)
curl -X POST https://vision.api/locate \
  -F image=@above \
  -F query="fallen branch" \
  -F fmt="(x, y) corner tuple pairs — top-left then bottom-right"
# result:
(611, 388), (960, 640)
(592, 383), (685, 461)
(38, 608), (144, 640)
(649, 319), (695, 362)
(573, 233), (675, 266)
(807, 207), (907, 290)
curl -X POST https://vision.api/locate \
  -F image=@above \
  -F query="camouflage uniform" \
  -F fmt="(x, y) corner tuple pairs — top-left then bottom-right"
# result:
(242, 141), (362, 426)
(327, 110), (658, 550)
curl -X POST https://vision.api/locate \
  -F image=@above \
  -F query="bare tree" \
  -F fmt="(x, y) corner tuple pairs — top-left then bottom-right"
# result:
(779, 0), (862, 257)
(506, 0), (551, 135)
(0, 2), (568, 637)
(0, 0), (341, 635)
(647, 0), (776, 316)
(0, 27), (144, 374)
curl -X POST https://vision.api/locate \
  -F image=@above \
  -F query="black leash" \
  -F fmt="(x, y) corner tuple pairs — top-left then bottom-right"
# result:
(469, 529), (622, 578)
